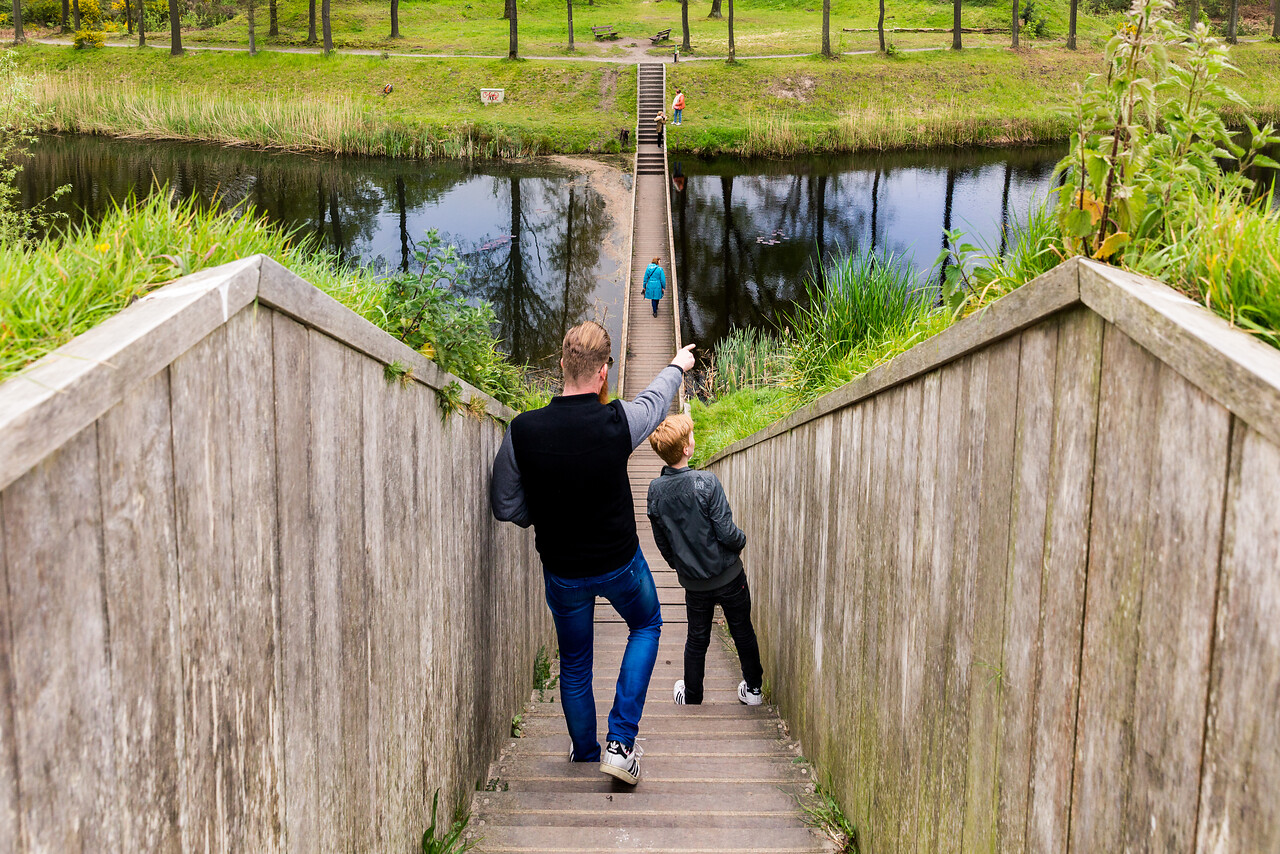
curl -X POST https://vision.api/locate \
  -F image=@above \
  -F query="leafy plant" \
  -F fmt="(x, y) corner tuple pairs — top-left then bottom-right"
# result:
(0, 51), (68, 248)
(384, 359), (414, 387)
(510, 714), (524, 738)
(799, 781), (859, 853)
(421, 789), (477, 854)
(73, 29), (107, 48)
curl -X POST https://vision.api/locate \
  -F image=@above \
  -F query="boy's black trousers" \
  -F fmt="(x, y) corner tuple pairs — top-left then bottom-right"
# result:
(683, 573), (764, 703)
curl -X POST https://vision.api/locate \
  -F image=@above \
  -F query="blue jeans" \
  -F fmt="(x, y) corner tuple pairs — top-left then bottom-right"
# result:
(543, 547), (662, 760)
(674, 108), (683, 124)
(651, 298), (661, 315)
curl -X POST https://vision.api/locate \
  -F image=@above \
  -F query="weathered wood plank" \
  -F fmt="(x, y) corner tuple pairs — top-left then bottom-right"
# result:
(920, 359), (967, 852)
(170, 324), (244, 851)
(1123, 362), (1229, 850)
(996, 319), (1059, 854)
(0, 256), (261, 492)
(1195, 423), (1280, 853)
(272, 312), (318, 852)
(1025, 308), (1103, 853)
(225, 305), (284, 851)
(1078, 259), (1280, 449)
(1, 427), (115, 852)
(905, 370), (942, 854)
(0, 493), (20, 854)
(308, 330), (371, 850)
(96, 369), (184, 852)
(705, 258), (1082, 467)
(962, 335), (1020, 853)
(1070, 324), (1163, 850)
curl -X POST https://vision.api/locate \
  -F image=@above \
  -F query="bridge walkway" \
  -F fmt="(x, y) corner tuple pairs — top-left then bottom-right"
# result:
(466, 63), (830, 853)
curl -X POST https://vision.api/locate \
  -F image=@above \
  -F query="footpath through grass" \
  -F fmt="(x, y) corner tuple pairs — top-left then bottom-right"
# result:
(16, 41), (1280, 157)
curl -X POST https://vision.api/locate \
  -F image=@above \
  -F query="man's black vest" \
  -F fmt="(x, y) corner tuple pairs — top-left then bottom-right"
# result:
(508, 393), (638, 578)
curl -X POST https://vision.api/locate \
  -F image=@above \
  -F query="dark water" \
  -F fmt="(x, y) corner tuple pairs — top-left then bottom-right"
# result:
(18, 135), (629, 372)
(669, 146), (1066, 354)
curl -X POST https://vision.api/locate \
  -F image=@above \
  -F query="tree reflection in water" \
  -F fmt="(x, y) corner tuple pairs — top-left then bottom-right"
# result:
(18, 135), (624, 372)
(670, 146), (1065, 360)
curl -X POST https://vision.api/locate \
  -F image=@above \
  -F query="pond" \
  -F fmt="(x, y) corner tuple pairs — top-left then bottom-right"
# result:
(18, 135), (633, 373)
(20, 135), (1274, 373)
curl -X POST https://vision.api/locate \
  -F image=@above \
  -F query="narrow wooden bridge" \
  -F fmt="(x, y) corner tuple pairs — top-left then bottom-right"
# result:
(466, 64), (831, 853)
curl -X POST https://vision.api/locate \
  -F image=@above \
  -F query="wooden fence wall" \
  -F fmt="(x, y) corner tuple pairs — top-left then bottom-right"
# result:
(707, 258), (1280, 853)
(0, 256), (551, 853)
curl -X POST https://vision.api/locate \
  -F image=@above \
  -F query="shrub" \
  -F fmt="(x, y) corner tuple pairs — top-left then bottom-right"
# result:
(73, 28), (106, 48)
(20, 0), (62, 26)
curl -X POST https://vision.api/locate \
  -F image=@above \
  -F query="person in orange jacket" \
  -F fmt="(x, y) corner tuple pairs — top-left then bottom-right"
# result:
(672, 88), (685, 125)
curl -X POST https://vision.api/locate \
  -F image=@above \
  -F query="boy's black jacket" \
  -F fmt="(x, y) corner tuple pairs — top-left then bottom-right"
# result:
(646, 466), (746, 592)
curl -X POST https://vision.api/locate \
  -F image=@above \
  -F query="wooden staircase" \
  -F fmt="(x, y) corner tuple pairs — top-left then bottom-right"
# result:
(464, 62), (833, 854)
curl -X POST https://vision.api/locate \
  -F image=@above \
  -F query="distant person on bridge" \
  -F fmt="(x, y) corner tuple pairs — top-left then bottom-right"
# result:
(490, 321), (697, 786)
(643, 257), (667, 318)
(653, 110), (667, 144)
(672, 88), (685, 125)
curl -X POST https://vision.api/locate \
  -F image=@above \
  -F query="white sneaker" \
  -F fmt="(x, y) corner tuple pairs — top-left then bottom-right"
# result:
(738, 680), (763, 706)
(599, 739), (643, 785)
(673, 679), (686, 705)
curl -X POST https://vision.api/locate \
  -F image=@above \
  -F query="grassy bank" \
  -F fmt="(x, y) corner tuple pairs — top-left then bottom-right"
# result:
(15, 41), (1280, 157)
(17, 45), (636, 156)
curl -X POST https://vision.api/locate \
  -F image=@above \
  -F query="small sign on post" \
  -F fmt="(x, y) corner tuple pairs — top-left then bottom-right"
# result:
(480, 88), (505, 105)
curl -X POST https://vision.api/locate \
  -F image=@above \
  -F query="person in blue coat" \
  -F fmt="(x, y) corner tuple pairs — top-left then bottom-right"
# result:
(643, 257), (666, 318)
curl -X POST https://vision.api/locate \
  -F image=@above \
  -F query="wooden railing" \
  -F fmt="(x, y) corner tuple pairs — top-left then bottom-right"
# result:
(0, 256), (551, 852)
(707, 257), (1280, 853)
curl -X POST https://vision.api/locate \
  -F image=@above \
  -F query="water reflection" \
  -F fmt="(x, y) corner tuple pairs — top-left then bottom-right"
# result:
(18, 135), (628, 371)
(670, 146), (1065, 354)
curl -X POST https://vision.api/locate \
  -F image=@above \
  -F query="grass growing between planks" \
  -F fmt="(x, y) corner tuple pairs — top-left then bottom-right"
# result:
(15, 45), (636, 156)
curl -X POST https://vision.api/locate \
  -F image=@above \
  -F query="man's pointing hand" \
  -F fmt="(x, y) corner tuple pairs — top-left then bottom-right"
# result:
(671, 343), (696, 373)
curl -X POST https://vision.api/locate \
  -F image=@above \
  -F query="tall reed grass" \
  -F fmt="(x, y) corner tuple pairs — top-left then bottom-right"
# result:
(30, 77), (546, 159)
(703, 326), (791, 398)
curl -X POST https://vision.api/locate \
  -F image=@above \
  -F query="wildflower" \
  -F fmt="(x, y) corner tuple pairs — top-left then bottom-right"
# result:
(95, 241), (110, 253)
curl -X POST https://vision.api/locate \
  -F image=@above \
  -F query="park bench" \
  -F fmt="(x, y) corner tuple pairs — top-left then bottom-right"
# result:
(649, 27), (672, 44)
(591, 24), (621, 40)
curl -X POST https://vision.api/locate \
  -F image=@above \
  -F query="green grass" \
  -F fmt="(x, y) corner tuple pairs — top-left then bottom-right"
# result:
(16, 44), (634, 155)
(0, 192), (385, 381)
(69, 0), (1130, 57)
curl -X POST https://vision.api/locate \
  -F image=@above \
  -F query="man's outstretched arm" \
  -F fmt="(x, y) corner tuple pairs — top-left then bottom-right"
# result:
(490, 430), (531, 527)
(620, 344), (697, 450)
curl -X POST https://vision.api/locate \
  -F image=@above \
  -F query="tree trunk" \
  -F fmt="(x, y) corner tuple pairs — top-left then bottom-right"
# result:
(170, 0), (182, 53)
(138, 0), (146, 46)
(503, 0), (510, 20)
(248, 0), (256, 54)
(1226, 0), (1238, 43)
(681, 0), (690, 49)
(566, 0), (573, 50)
(1067, 0), (1077, 48)
(727, 0), (734, 59)
(391, 0), (400, 37)
(1011, 0), (1019, 47)
(12, 0), (23, 43)
(1188, 0), (1199, 28)
(307, 0), (316, 44)
(125, 0), (133, 33)
(61, 0), (68, 32)
(509, 0), (518, 58)
(72, 0), (80, 32)
(952, 0), (962, 49)
(822, 0), (831, 56)
(877, 0), (885, 51)
(708, 0), (721, 19)
(1273, 0), (1279, 38)
(269, 0), (278, 35)
(322, 0), (332, 53)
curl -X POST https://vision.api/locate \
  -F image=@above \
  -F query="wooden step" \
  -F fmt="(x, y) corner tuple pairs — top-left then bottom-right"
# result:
(467, 825), (830, 852)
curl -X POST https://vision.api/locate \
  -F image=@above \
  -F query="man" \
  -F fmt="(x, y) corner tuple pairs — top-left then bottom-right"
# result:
(490, 321), (696, 785)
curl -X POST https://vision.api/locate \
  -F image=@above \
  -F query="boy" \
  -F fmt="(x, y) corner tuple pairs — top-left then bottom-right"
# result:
(646, 414), (764, 706)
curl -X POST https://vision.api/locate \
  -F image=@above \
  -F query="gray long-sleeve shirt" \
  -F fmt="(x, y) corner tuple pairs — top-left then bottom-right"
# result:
(490, 365), (685, 528)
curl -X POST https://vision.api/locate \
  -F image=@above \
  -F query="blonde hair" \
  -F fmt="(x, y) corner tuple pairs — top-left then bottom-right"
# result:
(562, 321), (612, 385)
(648, 413), (693, 466)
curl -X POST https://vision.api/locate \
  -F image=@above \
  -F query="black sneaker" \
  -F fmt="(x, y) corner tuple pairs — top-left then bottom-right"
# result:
(599, 739), (643, 785)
